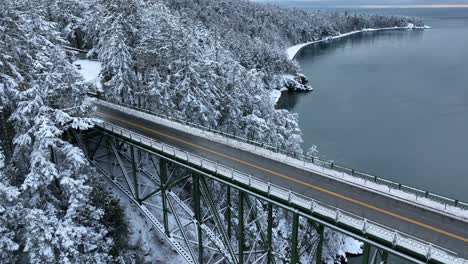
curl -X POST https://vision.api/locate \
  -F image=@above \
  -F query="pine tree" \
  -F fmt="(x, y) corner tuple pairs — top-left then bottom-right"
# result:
(0, 147), (20, 263)
(0, 1), (113, 262)
(0, 1), (421, 262)
(99, 19), (137, 104)
(97, 0), (140, 104)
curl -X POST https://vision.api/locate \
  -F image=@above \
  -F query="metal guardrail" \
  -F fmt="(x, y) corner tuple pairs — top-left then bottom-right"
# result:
(96, 121), (466, 264)
(91, 95), (468, 217)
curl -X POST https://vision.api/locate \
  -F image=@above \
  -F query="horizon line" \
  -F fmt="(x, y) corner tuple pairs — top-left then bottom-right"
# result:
(353, 4), (468, 9)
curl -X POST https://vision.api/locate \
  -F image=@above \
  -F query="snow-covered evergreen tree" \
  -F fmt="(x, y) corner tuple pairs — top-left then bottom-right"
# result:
(94, 0), (140, 103)
(0, 0), (423, 262)
(0, 1), (113, 262)
(162, 0), (422, 80)
(99, 19), (137, 103)
(0, 147), (20, 263)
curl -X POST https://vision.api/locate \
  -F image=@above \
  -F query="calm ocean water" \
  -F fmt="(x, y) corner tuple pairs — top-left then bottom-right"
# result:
(278, 8), (468, 202)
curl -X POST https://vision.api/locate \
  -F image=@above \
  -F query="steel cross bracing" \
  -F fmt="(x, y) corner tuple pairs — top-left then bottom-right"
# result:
(80, 124), (466, 264)
(84, 131), (324, 263)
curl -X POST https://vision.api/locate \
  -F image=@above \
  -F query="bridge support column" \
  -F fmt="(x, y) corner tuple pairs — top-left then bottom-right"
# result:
(290, 212), (300, 264)
(160, 159), (170, 236)
(362, 242), (371, 264)
(199, 177), (238, 263)
(370, 249), (389, 264)
(244, 195), (271, 263)
(226, 186), (232, 241)
(381, 251), (388, 264)
(238, 190), (245, 264)
(315, 224), (324, 264)
(267, 203), (273, 264)
(130, 145), (139, 202)
(193, 174), (203, 264)
(85, 128), (452, 264)
(106, 138), (113, 180)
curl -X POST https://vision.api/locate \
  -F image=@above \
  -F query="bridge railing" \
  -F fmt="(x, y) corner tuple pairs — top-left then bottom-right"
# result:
(92, 95), (468, 218)
(96, 121), (466, 264)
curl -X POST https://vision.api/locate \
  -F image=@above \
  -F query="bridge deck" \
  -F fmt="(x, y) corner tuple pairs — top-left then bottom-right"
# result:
(96, 105), (468, 259)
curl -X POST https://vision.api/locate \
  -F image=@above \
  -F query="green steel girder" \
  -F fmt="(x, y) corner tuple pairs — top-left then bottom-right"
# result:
(290, 212), (300, 264)
(139, 175), (191, 203)
(362, 242), (371, 264)
(193, 174), (204, 264)
(88, 128), (440, 264)
(149, 154), (161, 177)
(370, 248), (390, 264)
(109, 138), (136, 198)
(88, 134), (104, 160)
(381, 251), (389, 263)
(139, 187), (162, 203)
(131, 145), (139, 201)
(298, 221), (320, 259)
(267, 203), (273, 264)
(160, 159), (170, 236)
(243, 195), (276, 264)
(226, 186), (232, 241)
(166, 192), (198, 263)
(199, 176), (239, 264)
(238, 190), (245, 264)
(316, 224), (324, 264)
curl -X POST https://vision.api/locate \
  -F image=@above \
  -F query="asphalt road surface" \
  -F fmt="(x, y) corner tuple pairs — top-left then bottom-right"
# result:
(96, 104), (468, 259)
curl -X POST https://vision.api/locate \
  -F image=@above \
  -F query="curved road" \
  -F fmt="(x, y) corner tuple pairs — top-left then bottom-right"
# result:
(96, 104), (468, 259)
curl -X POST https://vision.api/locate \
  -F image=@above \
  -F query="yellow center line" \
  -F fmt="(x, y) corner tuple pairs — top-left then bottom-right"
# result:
(97, 111), (468, 243)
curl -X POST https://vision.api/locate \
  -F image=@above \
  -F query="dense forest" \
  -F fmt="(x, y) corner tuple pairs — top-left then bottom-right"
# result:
(0, 0), (422, 262)
(163, 0), (422, 79)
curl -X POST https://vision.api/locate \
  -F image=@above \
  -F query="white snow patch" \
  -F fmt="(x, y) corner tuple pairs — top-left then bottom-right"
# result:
(342, 236), (363, 255)
(74, 59), (103, 91)
(106, 182), (184, 264)
(269, 89), (283, 104)
(270, 74), (312, 102)
(286, 24), (430, 60)
(279, 74), (295, 80)
(322, 229), (363, 263)
(96, 100), (468, 221)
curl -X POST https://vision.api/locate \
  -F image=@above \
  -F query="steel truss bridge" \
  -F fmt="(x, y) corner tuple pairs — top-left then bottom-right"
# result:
(75, 98), (467, 264)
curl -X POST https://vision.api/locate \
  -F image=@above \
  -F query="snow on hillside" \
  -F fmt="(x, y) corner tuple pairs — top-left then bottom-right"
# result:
(0, 0), (432, 262)
(270, 89), (284, 104)
(74, 59), (102, 90)
(108, 184), (184, 264)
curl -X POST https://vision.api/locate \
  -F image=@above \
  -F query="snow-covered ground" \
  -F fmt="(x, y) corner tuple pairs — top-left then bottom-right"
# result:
(270, 88), (289, 105)
(323, 230), (363, 264)
(106, 182), (183, 264)
(73, 59), (102, 90)
(270, 89), (283, 104)
(270, 74), (313, 104)
(286, 24), (431, 60)
(342, 236), (363, 255)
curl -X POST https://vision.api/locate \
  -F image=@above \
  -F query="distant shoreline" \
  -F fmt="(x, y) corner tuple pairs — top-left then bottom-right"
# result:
(277, 24), (430, 105)
(353, 5), (468, 9)
(286, 24), (429, 60)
